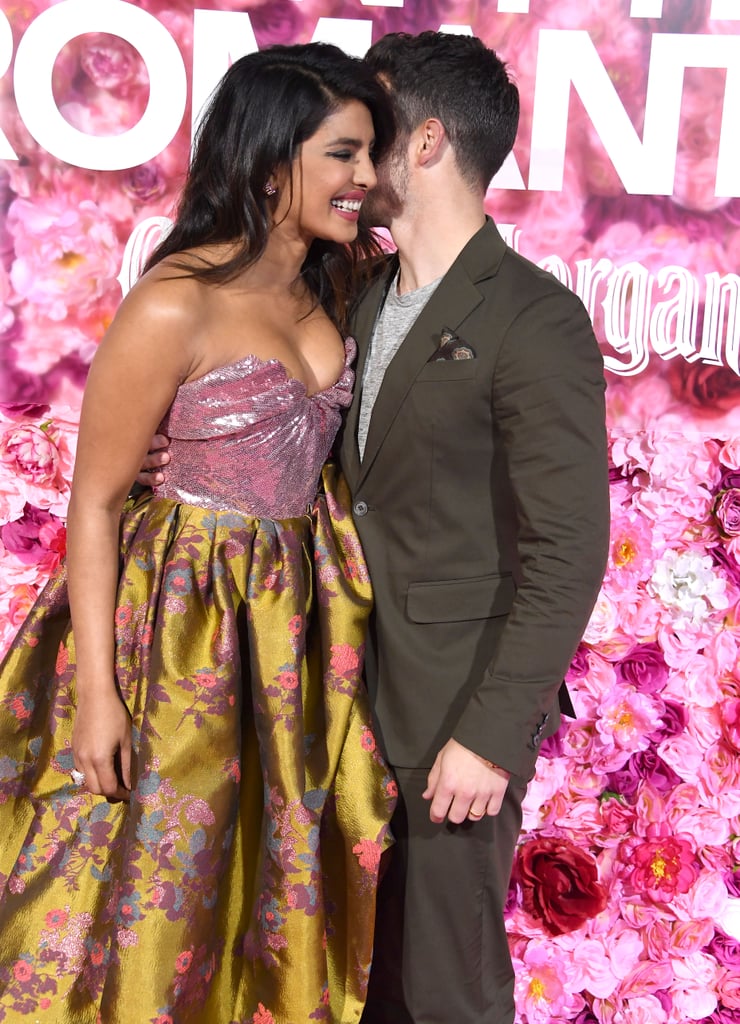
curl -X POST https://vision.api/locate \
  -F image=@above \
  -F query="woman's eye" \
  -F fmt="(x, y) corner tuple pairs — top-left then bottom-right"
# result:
(329, 151), (352, 161)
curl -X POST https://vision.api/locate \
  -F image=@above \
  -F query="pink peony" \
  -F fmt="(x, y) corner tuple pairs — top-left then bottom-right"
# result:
(605, 508), (655, 585)
(627, 834), (700, 901)
(513, 940), (583, 1023)
(13, 319), (98, 377)
(8, 196), (119, 322)
(595, 688), (664, 763)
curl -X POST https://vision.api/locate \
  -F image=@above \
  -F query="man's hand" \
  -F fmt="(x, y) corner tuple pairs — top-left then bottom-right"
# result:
(135, 433), (171, 487)
(423, 738), (511, 824)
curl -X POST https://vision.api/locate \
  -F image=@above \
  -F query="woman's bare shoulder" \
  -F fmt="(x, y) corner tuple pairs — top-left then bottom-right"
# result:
(122, 258), (212, 330)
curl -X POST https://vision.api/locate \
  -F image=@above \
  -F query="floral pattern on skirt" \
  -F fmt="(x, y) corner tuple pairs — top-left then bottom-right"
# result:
(0, 465), (395, 1023)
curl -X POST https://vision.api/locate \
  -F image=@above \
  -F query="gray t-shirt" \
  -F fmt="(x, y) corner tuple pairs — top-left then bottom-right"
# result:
(357, 272), (441, 458)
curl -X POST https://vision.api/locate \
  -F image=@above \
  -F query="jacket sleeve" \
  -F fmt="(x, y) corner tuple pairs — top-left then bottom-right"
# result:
(452, 287), (610, 781)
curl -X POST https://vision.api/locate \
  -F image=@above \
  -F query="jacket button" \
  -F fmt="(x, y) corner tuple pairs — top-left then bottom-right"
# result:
(353, 500), (369, 517)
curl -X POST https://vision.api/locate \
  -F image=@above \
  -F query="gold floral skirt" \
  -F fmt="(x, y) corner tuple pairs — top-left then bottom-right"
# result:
(0, 466), (395, 1023)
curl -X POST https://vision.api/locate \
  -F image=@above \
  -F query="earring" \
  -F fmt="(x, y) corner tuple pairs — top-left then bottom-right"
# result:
(263, 182), (277, 197)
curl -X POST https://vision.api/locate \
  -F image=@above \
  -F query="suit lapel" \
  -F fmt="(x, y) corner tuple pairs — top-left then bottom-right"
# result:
(357, 266), (484, 485)
(343, 219), (508, 491)
(341, 264), (396, 489)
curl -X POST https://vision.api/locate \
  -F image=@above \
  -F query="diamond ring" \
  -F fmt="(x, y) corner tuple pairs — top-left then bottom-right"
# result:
(70, 768), (86, 787)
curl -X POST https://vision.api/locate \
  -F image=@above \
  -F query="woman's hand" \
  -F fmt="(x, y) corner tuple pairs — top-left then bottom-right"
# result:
(72, 686), (133, 802)
(135, 433), (171, 488)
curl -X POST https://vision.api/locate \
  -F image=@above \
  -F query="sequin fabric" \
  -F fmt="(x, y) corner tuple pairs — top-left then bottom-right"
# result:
(154, 339), (356, 518)
(0, 338), (395, 1024)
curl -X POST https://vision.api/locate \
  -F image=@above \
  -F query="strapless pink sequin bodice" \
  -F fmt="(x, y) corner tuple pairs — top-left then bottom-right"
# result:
(153, 338), (356, 518)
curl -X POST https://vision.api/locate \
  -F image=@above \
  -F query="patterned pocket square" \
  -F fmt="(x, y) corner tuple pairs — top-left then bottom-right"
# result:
(429, 326), (476, 362)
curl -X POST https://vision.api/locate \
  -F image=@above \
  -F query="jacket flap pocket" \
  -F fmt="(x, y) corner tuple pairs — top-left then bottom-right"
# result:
(406, 573), (515, 623)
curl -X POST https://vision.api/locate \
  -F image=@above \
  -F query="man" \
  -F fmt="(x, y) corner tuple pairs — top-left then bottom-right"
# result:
(141, 30), (609, 1023)
(342, 31), (609, 1024)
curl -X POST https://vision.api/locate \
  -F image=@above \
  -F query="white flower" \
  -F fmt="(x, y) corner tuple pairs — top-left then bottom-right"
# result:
(648, 550), (729, 627)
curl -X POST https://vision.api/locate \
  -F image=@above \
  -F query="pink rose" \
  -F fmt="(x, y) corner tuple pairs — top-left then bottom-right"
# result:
(714, 489), (740, 537)
(721, 699), (740, 749)
(600, 795), (637, 841)
(720, 439), (740, 470)
(616, 643), (668, 694)
(121, 162), (168, 204)
(79, 33), (144, 91)
(0, 425), (62, 488)
(708, 929), (740, 969)
(607, 747), (681, 800)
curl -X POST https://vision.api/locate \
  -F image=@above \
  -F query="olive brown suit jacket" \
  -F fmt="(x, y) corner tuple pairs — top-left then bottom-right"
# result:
(338, 219), (610, 782)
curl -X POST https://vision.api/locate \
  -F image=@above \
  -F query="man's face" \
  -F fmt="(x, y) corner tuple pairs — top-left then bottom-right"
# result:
(362, 132), (409, 227)
(362, 74), (410, 228)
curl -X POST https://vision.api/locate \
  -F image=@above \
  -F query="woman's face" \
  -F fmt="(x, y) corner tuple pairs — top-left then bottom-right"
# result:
(274, 99), (377, 245)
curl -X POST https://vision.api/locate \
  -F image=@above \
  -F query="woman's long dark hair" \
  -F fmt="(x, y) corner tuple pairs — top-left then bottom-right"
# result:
(145, 43), (395, 333)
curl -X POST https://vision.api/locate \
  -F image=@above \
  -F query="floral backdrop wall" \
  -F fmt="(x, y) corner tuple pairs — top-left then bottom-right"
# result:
(1, 1), (739, 1022)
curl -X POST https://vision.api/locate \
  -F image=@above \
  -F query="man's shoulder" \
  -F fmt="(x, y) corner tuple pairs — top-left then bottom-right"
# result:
(472, 239), (588, 324)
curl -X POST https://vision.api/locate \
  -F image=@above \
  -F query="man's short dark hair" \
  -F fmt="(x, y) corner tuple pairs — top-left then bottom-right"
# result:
(365, 31), (519, 192)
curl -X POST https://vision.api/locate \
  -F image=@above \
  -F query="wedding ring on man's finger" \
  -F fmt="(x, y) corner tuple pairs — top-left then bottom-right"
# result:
(70, 769), (86, 787)
(467, 807), (485, 820)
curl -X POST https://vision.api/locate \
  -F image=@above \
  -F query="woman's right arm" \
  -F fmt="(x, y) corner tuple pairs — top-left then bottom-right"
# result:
(67, 273), (199, 801)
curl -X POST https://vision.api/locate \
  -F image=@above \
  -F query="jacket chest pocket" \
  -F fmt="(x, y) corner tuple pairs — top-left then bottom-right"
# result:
(415, 359), (479, 382)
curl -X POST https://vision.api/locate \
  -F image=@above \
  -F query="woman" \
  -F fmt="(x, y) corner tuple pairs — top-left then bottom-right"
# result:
(0, 44), (395, 1023)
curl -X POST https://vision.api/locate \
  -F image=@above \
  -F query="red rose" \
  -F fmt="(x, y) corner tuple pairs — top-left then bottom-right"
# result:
(517, 836), (607, 936)
(669, 360), (740, 413)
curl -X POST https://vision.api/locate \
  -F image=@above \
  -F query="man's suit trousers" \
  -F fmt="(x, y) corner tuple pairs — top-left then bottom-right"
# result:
(361, 767), (528, 1024)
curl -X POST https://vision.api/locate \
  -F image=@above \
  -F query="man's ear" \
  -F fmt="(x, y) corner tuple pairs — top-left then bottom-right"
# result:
(417, 118), (446, 166)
